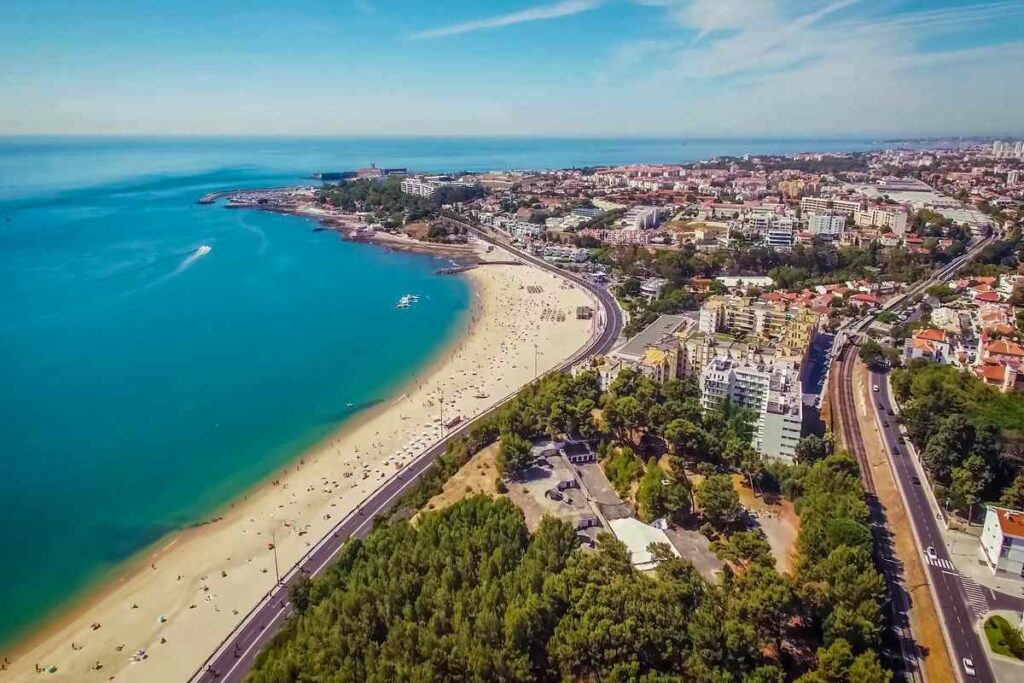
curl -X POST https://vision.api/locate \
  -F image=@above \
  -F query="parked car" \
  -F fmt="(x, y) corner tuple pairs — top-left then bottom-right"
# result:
(912, 476), (921, 485)
(898, 436), (905, 444)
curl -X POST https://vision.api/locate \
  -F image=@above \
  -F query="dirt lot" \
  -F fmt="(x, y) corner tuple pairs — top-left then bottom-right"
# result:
(848, 360), (955, 683)
(416, 442), (499, 521)
(734, 475), (801, 575)
(402, 221), (431, 240)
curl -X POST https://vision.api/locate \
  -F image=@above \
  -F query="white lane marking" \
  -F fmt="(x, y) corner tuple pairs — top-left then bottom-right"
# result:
(219, 601), (290, 682)
(925, 555), (955, 571)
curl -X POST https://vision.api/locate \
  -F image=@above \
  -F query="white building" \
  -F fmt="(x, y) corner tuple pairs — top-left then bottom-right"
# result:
(991, 141), (1024, 160)
(401, 177), (438, 198)
(979, 506), (1024, 578)
(623, 205), (668, 230)
(1008, 170), (1023, 187)
(854, 207), (909, 235)
(806, 212), (846, 238)
(699, 357), (803, 461)
(764, 217), (795, 249)
(800, 196), (862, 216)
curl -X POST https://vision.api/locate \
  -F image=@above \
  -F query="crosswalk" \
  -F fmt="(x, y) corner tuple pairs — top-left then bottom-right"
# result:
(924, 554), (956, 571)
(960, 577), (990, 619)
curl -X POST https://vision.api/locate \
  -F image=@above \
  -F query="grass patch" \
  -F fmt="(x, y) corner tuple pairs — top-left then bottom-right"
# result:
(984, 615), (1024, 659)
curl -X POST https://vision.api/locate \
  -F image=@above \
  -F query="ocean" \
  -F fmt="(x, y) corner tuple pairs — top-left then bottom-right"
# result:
(0, 135), (882, 648)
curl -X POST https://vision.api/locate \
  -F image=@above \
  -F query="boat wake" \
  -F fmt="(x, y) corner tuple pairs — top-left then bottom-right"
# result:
(174, 245), (212, 274)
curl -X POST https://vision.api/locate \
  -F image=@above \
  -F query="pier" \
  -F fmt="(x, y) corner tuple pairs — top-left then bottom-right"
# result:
(435, 260), (521, 275)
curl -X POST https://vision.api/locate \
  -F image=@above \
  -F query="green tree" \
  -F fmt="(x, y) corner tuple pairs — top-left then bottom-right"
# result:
(795, 434), (833, 463)
(497, 432), (533, 478)
(696, 474), (743, 533)
(636, 460), (692, 522)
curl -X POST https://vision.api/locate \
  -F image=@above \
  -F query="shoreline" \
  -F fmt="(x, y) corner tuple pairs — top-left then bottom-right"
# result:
(0, 285), (479, 666)
(229, 198), (482, 260)
(2, 239), (597, 681)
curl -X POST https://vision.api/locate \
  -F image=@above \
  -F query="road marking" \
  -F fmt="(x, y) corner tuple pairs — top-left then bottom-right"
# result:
(218, 601), (290, 682)
(925, 555), (956, 571)
(959, 576), (990, 619)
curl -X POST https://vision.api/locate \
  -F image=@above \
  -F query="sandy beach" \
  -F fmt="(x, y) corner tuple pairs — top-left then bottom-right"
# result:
(1, 241), (597, 682)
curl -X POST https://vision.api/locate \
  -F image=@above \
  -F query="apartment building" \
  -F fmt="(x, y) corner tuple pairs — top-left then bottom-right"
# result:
(699, 357), (803, 461)
(401, 177), (438, 198)
(698, 296), (820, 357)
(764, 217), (796, 249)
(854, 206), (909, 235)
(623, 205), (669, 229)
(806, 212), (846, 237)
(800, 196), (862, 216)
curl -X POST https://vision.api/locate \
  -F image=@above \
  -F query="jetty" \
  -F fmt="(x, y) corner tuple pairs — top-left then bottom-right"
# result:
(435, 260), (521, 275)
(196, 186), (301, 205)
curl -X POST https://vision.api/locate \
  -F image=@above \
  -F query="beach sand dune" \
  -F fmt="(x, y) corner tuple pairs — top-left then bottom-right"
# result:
(3, 243), (597, 682)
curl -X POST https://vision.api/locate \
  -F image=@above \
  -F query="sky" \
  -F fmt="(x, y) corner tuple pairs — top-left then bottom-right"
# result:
(2, 0), (1023, 137)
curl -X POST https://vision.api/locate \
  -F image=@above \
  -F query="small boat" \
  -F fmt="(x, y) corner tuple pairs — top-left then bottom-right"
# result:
(473, 391), (489, 399)
(396, 294), (419, 309)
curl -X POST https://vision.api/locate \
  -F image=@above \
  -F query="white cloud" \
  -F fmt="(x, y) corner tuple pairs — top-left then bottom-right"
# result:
(603, 0), (1024, 135)
(409, 0), (602, 40)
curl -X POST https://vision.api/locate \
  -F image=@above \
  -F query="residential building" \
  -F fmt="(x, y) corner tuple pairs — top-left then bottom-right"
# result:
(623, 205), (669, 229)
(800, 196), (862, 216)
(699, 357), (803, 461)
(806, 212), (846, 237)
(698, 296), (820, 357)
(854, 206), (909, 235)
(764, 217), (796, 249)
(904, 328), (952, 363)
(401, 177), (438, 198)
(979, 506), (1024, 577)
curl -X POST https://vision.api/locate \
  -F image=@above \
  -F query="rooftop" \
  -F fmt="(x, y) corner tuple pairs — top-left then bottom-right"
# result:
(613, 314), (688, 361)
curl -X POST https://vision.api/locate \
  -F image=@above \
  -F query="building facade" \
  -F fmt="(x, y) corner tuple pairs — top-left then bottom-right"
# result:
(699, 357), (803, 461)
(979, 506), (1024, 577)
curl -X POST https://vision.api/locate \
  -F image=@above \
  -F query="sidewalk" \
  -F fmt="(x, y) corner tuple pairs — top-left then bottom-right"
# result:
(945, 527), (1024, 601)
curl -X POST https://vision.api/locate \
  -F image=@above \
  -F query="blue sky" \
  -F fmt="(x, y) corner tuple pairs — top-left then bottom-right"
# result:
(2, 0), (1022, 136)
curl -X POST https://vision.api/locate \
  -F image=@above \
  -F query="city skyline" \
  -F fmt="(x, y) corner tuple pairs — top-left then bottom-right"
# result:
(3, 0), (1024, 137)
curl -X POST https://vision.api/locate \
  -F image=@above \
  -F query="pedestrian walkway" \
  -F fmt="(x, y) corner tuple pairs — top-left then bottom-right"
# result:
(925, 554), (956, 571)
(960, 576), (990, 620)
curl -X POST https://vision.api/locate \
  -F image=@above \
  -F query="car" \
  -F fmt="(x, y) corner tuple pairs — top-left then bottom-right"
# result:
(898, 436), (905, 444)
(963, 658), (976, 676)
(873, 384), (879, 392)
(927, 546), (938, 561)
(887, 408), (894, 416)
(878, 402), (885, 409)
(883, 421), (890, 428)
(893, 448), (900, 456)
(912, 476), (921, 485)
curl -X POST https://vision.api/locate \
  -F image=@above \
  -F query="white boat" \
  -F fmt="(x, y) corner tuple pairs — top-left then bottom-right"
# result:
(396, 294), (419, 309)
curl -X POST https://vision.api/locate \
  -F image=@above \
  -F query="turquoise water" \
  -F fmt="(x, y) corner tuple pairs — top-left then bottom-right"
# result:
(0, 136), (885, 648)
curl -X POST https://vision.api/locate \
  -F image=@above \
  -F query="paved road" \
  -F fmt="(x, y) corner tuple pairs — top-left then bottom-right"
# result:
(833, 350), (925, 683)
(191, 229), (623, 683)
(872, 372), (1024, 682)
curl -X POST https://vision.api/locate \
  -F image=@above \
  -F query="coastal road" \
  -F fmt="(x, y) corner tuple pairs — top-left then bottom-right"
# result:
(190, 227), (622, 683)
(872, 372), (1024, 683)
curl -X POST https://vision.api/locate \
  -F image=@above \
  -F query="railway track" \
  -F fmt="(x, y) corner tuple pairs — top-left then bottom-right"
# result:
(833, 350), (925, 683)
